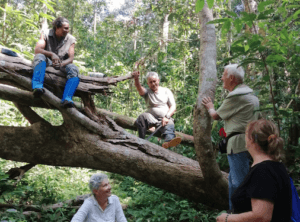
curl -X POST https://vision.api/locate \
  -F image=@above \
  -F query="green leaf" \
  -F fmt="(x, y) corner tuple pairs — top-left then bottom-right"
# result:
(286, 5), (300, 9)
(258, 0), (275, 12)
(242, 12), (257, 22)
(257, 13), (270, 20)
(225, 10), (238, 17)
(266, 55), (286, 64)
(195, 0), (205, 13)
(207, 0), (214, 9)
(249, 40), (261, 49)
(244, 44), (249, 52)
(40, 0), (55, 13)
(292, 9), (300, 19)
(222, 20), (231, 35)
(234, 18), (242, 33)
(231, 46), (245, 53)
(263, 75), (270, 82)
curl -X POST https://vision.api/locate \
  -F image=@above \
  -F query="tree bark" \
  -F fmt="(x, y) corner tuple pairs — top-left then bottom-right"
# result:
(0, 52), (134, 96)
(193, 2), (229, 208)
(0, 84), (195, 146)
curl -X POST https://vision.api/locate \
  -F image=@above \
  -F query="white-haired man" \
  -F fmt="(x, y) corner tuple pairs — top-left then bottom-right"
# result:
(131, 71), (181, 148)
(202, 64), (260, 211)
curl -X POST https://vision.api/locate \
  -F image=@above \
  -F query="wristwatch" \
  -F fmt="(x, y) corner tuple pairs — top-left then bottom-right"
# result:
(165, 113), (171, 119)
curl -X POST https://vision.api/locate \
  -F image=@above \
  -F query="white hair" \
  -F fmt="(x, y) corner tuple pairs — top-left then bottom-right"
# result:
(146, 72), (159, 80)
(224, 64), (244, 83)
(89, 173), (108, 193)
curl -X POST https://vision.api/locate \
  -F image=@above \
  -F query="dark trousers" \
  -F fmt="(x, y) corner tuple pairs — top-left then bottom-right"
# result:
(135, 113), (176, 142)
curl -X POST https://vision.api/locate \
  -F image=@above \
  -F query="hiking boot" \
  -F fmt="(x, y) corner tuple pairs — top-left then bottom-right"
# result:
(33, 88), (45, 98)
(162, 137), (182, 149)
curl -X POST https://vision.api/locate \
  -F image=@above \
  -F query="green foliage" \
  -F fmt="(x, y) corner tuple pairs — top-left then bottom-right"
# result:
(111, 175), (219, 222)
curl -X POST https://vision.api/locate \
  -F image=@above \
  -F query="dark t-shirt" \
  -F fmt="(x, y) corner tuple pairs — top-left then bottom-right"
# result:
(231, 160), (291, 222)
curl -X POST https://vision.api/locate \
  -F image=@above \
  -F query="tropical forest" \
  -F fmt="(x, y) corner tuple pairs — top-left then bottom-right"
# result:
(0, 0), (299, 221)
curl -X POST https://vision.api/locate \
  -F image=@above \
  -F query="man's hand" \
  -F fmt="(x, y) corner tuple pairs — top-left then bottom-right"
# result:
(132, 71), (140, 80)
(51, 53), (61, 69)
(202, 97), (214, 110)
(161, 117), (169, 126)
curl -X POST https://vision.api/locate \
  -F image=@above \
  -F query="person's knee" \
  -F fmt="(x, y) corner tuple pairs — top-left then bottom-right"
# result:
(135, 114), (145, 126)
(65, 64), (79, 78)
(32, 54), (47, 68)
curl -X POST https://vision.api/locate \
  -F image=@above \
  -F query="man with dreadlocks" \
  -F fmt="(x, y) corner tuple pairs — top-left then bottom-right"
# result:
(32, 17), (79, 108)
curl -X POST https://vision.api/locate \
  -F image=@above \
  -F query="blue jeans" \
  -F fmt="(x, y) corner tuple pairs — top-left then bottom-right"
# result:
(227, 151), (250, 210)
(33, 53), (79, 79)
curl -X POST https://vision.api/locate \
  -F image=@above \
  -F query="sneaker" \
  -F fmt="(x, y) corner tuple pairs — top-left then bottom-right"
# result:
(162, 137), (182, 149)
(33, 88), (44, 98)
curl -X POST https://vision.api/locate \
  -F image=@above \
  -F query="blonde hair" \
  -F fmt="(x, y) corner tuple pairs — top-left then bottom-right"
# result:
(246, 119), (285, 162)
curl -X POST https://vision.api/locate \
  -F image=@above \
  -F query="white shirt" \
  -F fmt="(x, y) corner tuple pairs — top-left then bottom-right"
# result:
(143, 86), (175, 118)
(71, 195), (127, 222)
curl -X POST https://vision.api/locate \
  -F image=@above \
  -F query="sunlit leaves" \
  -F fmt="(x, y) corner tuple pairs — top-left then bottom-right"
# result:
(195, 0), (204, 13)
(258, 0), (275, 12)
(224, 10), (237, 18)
(207, 0), (214, 9)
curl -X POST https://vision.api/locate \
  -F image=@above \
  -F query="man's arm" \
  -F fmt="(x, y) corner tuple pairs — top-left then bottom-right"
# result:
(34, 32), (60, 67)
(161, 89), (176, 126)
(202, 97), (221, 120)
(61, 43), (75, 67)
(131, 71), (146, 96)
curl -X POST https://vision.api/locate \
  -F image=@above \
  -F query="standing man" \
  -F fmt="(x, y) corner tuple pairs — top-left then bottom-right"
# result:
(32, 17), (80, 108)
(202, 64), (260, 211)
(132, 71), (181, 149)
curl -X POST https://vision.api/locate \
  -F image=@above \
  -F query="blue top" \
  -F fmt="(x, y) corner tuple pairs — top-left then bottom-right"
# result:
(71, 195), (127, 222)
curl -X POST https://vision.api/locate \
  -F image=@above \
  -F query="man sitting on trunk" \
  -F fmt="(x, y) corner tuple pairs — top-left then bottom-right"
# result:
(131, 71), (181, 148)
(32, 17), (79, 108)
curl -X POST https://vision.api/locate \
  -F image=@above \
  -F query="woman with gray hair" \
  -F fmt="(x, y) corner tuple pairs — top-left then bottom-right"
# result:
(71, 173), (127, 222)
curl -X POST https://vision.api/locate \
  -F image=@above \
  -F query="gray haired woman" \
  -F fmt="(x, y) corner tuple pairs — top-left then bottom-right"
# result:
(71, 173), (127, 222)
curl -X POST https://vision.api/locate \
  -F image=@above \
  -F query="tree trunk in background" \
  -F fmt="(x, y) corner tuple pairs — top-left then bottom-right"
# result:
(227, 0), (232, 58)
(2, 0), (7, 42)
(243, 0), (258, 34)
(243, 0), (258, 77)
(70, 1), (77, 35)
(41, 1), (48, 32)
(193, 2), (229, 209)
(161, 14), (169, 62)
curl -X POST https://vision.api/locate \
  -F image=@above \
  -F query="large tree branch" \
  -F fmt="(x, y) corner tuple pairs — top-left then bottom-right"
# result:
(0, 84), (195, 146)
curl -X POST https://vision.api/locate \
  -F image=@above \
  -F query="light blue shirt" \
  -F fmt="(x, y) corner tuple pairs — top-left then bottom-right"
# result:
(71, 195), (127, 222)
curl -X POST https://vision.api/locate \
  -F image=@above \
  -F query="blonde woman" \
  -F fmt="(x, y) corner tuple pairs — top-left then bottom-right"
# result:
(217, 119), (291, 222)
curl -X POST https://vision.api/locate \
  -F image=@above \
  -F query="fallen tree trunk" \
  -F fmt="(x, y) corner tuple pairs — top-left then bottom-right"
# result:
(0, 53), (133, 96)
(0, 83), (195, 146)
(0, 63), (228, 209)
